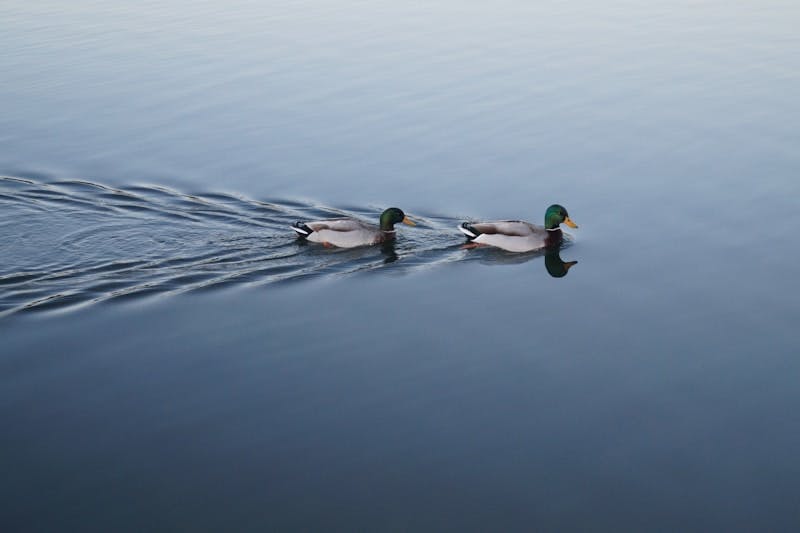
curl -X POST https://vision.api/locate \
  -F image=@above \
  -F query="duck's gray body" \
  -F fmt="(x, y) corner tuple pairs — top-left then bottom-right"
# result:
(458, 220), (556, 252)
(291, 218), (390, 248)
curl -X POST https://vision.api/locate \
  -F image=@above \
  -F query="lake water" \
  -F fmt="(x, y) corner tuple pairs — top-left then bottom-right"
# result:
(2, 1), (799, 530)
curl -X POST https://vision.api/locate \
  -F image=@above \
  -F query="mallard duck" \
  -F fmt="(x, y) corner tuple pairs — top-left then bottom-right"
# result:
(458, 204), (578, 252)
(291, 207), (415, 248)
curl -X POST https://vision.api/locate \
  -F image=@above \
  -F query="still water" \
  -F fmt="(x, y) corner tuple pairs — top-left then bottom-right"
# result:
(2, 0), (799, 530)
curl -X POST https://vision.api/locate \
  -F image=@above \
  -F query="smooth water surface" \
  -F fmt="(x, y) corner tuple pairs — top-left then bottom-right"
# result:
(2, 1), (799, 531)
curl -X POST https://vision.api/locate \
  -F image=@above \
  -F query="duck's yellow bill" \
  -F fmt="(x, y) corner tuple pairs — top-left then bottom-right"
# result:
(402, 216), (416, 226)
(564, 217), (578, 229)
(564, 260), (578, 272)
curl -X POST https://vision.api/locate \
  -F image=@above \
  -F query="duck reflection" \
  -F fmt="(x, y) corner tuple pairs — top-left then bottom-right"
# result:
(380, 241), (399, 264)
(544, 248), (578, 278)
(296, 235), (401, 267)
(463, 245), (578, 278)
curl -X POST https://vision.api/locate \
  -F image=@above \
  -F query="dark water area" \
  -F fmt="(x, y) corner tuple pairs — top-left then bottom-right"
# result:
(2, 1), (800, 531)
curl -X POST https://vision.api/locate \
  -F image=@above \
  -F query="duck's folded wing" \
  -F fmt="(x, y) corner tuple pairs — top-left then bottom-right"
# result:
(307, 218), (369, 232)
(468, 220), (537, 237)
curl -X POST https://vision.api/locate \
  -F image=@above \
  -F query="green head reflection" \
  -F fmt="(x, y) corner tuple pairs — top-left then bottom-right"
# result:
(544, 248), (578, 278)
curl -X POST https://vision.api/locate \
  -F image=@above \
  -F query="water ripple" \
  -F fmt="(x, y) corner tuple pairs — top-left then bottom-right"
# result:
(0, 175), (573, 316)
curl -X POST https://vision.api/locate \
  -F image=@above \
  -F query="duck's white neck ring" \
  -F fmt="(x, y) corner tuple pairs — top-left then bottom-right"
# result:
(382, 229), (396, 233)
(546, 227), (562, 232)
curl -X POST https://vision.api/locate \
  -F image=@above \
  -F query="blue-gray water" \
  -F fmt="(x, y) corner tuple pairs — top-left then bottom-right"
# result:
(2, 1), (799, 531)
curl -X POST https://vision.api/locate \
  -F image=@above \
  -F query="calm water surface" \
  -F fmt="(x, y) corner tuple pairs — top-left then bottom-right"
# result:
(2, 1), (799, 530)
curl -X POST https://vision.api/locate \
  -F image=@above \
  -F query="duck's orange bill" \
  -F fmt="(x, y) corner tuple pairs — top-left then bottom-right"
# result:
(564, 217), (578, 228)
(564, 260), (578, 272)
(402, 216), (416, 226)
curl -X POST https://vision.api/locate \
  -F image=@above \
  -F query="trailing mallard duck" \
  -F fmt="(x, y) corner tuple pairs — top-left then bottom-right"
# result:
(291, 207), (415, 248)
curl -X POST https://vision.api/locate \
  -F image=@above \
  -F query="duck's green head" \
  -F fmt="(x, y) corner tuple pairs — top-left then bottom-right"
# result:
(545, 204), (578, 230)
(379, 207), (416, 231)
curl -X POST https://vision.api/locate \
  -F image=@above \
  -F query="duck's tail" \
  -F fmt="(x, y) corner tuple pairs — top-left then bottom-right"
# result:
(291, 221), (313, 238)
(458, 222), (479, 240)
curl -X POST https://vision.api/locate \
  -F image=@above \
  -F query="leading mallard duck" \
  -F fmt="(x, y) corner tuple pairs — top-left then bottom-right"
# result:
(291, 207), (415, 248)
(458, 204), (578, 252)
